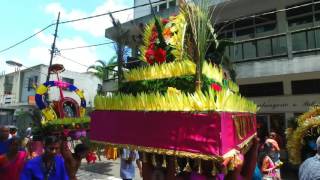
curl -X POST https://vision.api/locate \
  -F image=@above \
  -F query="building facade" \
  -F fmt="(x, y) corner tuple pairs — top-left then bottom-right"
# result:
(0, 64), (101, 130)
(105, 0), (320, 143)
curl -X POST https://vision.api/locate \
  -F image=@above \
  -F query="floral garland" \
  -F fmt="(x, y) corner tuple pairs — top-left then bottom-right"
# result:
(140, 14), (187, 64)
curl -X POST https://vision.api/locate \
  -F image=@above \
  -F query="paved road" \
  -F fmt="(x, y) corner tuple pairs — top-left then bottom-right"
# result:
(77, 158), (142, 180)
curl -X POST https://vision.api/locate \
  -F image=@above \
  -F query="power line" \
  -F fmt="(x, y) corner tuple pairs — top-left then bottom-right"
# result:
(1, 0), (319, 55)
(59, 0), (165, 24)
(0, 24), (54, 54)
(57, 54), (90, 68)
(59, 41), (115, 51)
(0, 0), (164, 55)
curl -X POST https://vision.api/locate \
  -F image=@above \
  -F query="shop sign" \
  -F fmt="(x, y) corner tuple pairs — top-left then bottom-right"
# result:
(250, 95), (320, 112)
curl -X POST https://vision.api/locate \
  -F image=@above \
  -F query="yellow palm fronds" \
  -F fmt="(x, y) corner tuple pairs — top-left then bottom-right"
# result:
(124, 60), (196, 81)
(228, 80), (239, 93)
(287, 116), (320, 164)
(94, 88), (257, 113)
(296, 105), (320, 126)
(202, 61), (224, 84)
(124, 60), (227, 84)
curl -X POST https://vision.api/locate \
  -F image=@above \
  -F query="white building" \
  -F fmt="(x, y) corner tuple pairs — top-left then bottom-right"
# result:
(0, 64), (101, 129)
(105, 0), (320, 142)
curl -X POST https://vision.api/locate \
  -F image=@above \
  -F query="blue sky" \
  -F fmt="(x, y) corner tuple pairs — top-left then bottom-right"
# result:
(0, 0), (133, 73)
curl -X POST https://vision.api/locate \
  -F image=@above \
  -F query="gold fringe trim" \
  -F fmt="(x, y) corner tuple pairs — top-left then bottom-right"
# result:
(91, 140), (223, 162)
(237, 133), (257, 154)
(183, 158), (192, 172)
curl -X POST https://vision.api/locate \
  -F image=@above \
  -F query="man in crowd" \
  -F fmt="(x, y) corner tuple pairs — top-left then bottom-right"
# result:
(0, 126), (10, 155)
(20, 136), (69, 180)
(299, 136), (320, 180)
(61, 139), (89, 180)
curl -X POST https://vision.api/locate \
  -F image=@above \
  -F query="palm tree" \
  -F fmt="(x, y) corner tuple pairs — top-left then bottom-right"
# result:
(87, 56), (117, 81)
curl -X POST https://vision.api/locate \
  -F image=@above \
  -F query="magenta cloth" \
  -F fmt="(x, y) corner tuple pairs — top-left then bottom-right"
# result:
(0, 151), (27, 180)
(90, 111), (256, 157)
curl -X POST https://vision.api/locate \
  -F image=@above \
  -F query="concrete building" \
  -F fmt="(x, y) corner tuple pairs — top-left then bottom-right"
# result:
(105, 0), (320, 142)
(0, 64), (101, 131)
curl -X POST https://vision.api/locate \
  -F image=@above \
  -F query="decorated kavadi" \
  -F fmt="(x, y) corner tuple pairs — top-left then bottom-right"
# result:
(34, 64), (89, 139)
(90, 1), (258, 176)
(286, 105), (320, 165)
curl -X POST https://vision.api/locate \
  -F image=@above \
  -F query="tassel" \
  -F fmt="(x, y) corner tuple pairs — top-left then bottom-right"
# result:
(174, 157), (181, 176)
(162, 155), (167, 168)
(227, 156), (235, 171)
(197, 159), (202, 174)
(183, 158), (192, 173)
(142, 152), (148, 163)
(152, 154), (157, 167)
(211, 161), (218, 176)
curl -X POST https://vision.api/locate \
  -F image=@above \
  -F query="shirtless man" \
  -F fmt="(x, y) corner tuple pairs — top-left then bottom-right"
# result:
(61, 140), (89, 180)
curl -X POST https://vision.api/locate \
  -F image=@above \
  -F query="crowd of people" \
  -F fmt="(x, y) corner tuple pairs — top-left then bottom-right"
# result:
(0, 126), (89, 180)
(2, 123), (320, 180)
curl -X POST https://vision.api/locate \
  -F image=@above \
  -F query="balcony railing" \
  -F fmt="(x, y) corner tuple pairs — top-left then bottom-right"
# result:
(226, 25), (320, 62)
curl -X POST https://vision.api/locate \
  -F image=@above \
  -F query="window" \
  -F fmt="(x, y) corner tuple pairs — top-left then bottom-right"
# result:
(62, 77), (74, 85)
(27, 76), (38, 91)
(159, 3), (167, 11)
(169, 0), (176, 7)
(291, 79), (320, 94)
(239, 82), (284, 97)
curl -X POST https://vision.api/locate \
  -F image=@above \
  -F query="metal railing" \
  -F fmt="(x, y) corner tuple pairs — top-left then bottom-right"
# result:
(228, 25), (320, 62)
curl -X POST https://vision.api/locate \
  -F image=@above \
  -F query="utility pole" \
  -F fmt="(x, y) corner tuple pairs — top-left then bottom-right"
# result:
(46, 12), (60, 82)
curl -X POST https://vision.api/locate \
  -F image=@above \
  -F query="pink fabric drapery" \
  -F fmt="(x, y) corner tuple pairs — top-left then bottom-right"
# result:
(90, 111), (256, 157)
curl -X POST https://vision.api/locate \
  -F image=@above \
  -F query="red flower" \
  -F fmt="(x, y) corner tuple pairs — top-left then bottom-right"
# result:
(161, 18), (169, 24)
(145, 49), (155, 64)
(150, 31), (158, 42)
(154, 48), (166, 64)
(211, 83), (222, 91)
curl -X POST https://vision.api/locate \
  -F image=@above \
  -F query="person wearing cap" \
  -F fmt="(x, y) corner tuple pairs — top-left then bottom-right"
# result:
(299, 136), (320, 180)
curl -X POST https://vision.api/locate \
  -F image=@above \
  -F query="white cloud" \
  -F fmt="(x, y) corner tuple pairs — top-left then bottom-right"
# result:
(28, 32), (98, 72)
(45, 0), (133, 37)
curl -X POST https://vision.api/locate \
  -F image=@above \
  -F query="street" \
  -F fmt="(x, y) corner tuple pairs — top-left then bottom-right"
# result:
(77, 157), (142, 180)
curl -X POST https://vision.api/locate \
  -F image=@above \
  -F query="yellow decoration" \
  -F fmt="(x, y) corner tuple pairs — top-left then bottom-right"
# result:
(183, 158), (192, 172)
(211, 161), (218, 176)
(162, 155), (167, 168)
(41, 107), (57, 122)
(123, 60), (227, 85)
(287, 116), (320, 164)
(91, 140), (223, 161)
(297, 105), (320, 126)
(124, 60), (196, 82)
(197, 159), (202, 174)
(174, 157), (181, 175)
(152, 154), (157, 167)
(94, 88), (258, 113)
(79, 107), (86, 117)
(75, 89), (85, 99)
(36, 84), (48, 95)
(167, 87), (181, 96)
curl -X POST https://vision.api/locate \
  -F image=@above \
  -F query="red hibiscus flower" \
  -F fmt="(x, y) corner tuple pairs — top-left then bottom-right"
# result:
(154, 48), (166, 64)
(145, 49), (155, 64)
(211, 83), (222, 91)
